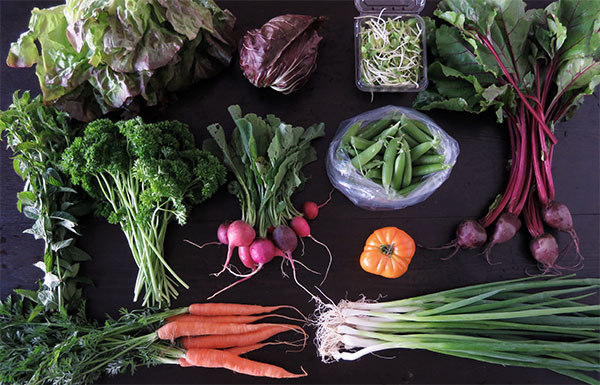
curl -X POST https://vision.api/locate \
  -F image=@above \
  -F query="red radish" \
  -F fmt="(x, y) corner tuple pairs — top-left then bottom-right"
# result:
(301, 188), (334, 220)
(482, 212), (521, 264)
(218, 221), (232, 244)
(541, 201), (583, 265)
(238, 246), (256, 270)
(272, 225), (315, 297)
(289, 216), (332, 286)
(184, 221), (232, 250)
(214, 220), (255, 277)
(249, 238), (276, 265)
(424, 219), (488, 260)
(208, 238), (274, 300)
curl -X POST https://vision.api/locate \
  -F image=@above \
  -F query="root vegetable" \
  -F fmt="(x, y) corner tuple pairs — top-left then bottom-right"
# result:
(529, 234), (559, 273)
(184, 348), (307, 378)
(215, 220), (255, 277)
(290, 216), (332, 285)
(541, 201), (583, 264)
(483, 213), (521, 264)
(302, 189), (334, 220)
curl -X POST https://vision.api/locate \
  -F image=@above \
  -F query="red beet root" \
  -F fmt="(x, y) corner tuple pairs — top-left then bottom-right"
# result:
(483, 212), (521, 264)
(541, 201), (583, 266)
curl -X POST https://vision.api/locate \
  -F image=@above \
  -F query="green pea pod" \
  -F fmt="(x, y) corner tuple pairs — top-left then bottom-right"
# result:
(413, 163), (450, 177)
(351, 140), (385, 170)
(402, 133), (419, 148)
(358, 119), (392, 140)
(410, 141), (434, 162)
(401, 140), (412, 188)
(375, 122), (400, 141)
(403, 119), (432, 143)
(391, 148), (405, 191)
(365, 168), (382, 180)
(413, 154), (445, 165)
(382, 138), (401, 190)
(397, 180), (424, 196)
(344, 146), (358, 158)
(342, 121), (363, 146)
(351, 136), (375, 150)
(411, 118), (433, 138)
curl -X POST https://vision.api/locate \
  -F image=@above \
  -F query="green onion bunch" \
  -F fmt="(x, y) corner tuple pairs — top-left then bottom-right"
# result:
(314, 275), (600, 384)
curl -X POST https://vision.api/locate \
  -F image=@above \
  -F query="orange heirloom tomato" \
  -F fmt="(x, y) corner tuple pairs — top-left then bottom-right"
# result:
(360, 227), (415, 279)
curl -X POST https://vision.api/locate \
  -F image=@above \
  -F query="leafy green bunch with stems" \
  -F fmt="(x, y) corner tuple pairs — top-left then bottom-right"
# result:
(0, 295), (187, 385)
(61, 117), (226, 307)
(0, 91), (92, 314)
(206, 105), (325, 238)
(314, 275), (600, 384)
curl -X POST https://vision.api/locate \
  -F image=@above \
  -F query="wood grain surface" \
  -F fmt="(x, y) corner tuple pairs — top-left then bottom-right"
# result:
(1, 1), (599, 384)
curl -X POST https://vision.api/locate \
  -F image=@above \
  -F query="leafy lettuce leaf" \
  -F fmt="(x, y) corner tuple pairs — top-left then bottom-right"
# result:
(7, 0), (236, 122)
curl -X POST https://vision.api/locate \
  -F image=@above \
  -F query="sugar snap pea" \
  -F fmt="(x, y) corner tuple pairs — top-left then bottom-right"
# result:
(413, 154), (445, 165)
(397, 180), (424, 196)
(412, 118), (434, 138)
(391, 148), (406, 191)
(413, 163), (450, 176)
(374, 121), (400, 141)
(351, 140), (384, 169)
(358, 119), (392, 140)
(401, 139), (412, 188)
(342, 121), (363, 145)
(403, 119), (432, 143)
(410, 141), (434, 162)
(402, 133), (419, 148)
(365, 168), (382, 179)
(382, 138), (401, 190)
(351, 136), (375, 150)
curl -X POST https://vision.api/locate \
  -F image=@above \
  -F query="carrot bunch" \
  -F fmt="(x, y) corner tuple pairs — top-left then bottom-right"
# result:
(157, 303), (308, 378)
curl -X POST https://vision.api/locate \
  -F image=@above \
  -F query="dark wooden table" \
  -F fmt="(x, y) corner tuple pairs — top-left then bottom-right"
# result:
(1, 1), (598, 384)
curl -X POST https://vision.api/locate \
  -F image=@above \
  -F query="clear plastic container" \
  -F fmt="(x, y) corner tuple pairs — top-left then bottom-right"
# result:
(354, 0), (428, 92)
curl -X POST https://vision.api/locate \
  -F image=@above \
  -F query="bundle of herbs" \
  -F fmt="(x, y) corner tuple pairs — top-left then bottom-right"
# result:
(314, 275), (600, 384)
(61, 117), (227, 307)
(414, 0), (600, 271)
(0, 91), (91, 314)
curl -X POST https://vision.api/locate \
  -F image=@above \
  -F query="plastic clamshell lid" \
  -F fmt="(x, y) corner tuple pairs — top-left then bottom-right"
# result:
(354, 0), (425, 14)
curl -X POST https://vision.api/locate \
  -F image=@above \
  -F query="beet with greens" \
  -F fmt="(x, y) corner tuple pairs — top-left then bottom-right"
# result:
(414, 0), (599, 271)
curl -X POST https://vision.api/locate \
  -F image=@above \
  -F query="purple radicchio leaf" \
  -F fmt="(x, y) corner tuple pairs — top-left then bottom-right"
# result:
(240, 14), (325, 94)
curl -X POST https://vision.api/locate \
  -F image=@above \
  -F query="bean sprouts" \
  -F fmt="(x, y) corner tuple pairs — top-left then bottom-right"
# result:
(358, 14), (424, 88)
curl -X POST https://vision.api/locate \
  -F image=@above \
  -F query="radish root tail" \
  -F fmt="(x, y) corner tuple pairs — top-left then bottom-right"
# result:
(309, 235), (332, 286)
(184, 239), (221, 249)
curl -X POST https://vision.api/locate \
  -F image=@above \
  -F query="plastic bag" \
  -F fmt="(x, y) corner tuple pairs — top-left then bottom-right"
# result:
(326, 105), (459, 211)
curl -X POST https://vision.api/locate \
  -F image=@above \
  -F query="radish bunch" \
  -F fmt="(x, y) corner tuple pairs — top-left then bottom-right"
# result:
(193, 193), (334, 300)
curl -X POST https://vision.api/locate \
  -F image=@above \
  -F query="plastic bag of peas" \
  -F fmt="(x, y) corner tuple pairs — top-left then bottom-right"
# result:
(326, 105), (459, 210)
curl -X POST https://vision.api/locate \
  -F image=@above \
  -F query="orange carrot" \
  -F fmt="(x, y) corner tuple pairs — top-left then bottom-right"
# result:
(181, 324), (305, 349)
(225, 343), (267, 355)
(157, 321), (290, 341)
(184, 348), (307, 378)
(188, 303), (297, 316)
(178, 358), (193, 367)
(167, 313), (304, 324)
